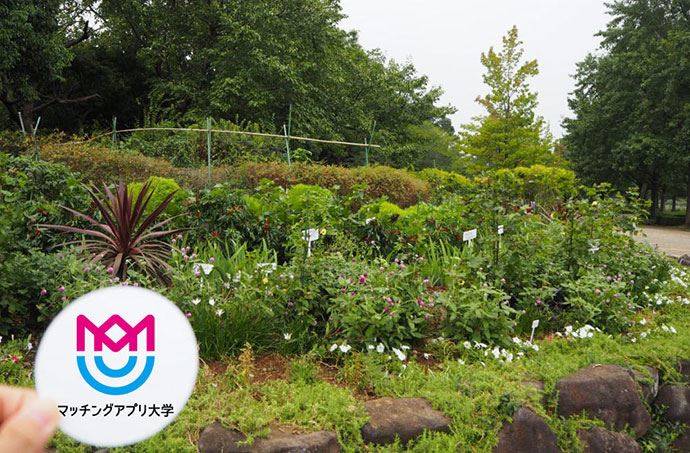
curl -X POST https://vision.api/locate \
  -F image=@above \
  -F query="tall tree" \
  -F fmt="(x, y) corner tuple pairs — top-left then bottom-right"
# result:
(459, 26), (559, 170)
(564, 0), (690, 224)
(0, 0), (94, 131)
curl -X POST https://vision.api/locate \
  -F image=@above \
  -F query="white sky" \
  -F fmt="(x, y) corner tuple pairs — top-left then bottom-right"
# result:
(338, 0), (610, 137)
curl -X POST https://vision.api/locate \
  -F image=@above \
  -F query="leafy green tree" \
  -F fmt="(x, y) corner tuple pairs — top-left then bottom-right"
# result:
(0, 1), (94, 130)
(459, 26), (559, 170)
(564, 0), (690, 223)
(34, 0), (453, 165)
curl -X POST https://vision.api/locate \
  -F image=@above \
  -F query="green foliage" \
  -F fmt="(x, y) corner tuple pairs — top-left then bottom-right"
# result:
(128, 176), (188, 217)
(459, 26), (562, 170)
(493, 164), (577, 208)
(416, 168), (476, 201)
(564, 0), (690, 222)
(0, 152), (90, 256)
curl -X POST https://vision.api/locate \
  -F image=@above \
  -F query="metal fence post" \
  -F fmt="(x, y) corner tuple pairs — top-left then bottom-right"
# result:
(111, 116), (117, 149)
(206, 117), (212, 183)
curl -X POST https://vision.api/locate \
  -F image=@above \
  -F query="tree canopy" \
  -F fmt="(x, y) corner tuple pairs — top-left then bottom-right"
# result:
(564, 0), (690, 222)
(0, 0), (455, 165)
(459, 26), (561, 170)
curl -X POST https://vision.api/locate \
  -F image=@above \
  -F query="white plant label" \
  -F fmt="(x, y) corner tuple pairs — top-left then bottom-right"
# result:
(530, 319), (540, 343)
(34, 286), (198, 448)
(497, 225), (504, 235)
(302, 228), (320, 257)
(462, 229), (478, 242)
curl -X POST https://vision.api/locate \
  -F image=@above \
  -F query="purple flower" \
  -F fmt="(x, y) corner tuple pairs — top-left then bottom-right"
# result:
(58, 286), (65, 293)
(185, 312), (192, 318)
(358, 274), (367, 284)
(107, 266), (115, 275)
(40, 288), (48, 297)
(535, 298), (543, 306)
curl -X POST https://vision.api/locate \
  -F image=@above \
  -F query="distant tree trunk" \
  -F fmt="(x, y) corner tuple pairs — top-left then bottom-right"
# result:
(650, 179), (659, 222)
(672, 195), (677, 211)
(660, 188), (666, 213)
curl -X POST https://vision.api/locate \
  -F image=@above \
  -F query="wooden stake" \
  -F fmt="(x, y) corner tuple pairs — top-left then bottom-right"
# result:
(18, 112), (26, 135)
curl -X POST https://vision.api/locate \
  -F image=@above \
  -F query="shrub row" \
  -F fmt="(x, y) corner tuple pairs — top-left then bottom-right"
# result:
(41, 143), (429, 207)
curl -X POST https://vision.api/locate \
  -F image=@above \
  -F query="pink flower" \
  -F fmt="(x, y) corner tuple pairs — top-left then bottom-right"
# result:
(39, 288), (48, 297)
(58, 286), (65, 293)
(107, 266), (115, 275)
(594, 288), (601, 296)
(535, 298), (543, 306)
(209, 257), (216, 264)
(185, 312), (192, 318)
(358, 274), (367, 284)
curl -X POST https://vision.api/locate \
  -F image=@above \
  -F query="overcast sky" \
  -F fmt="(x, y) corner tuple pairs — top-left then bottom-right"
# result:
(338, 0), (611, 137)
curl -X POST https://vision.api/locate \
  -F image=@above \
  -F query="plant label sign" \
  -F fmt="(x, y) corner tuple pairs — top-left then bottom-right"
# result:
(463, 228), (477, 242)
(34, 286), (198, 448)
(497, 225), (504, 235)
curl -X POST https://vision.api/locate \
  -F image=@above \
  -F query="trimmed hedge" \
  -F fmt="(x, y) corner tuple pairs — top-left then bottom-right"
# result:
(42, 143), (429, 207)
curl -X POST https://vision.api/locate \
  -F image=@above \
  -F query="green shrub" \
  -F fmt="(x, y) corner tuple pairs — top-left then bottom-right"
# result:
(416, 168), (476, 201)
(0, 153), (90, 256)
(493, 164), (577, 208)
(42, 142), (430, 206)
(128, 176), (189, 217)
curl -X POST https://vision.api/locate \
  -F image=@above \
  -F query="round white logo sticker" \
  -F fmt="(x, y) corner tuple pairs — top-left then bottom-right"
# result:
(34, 286), (198, 448)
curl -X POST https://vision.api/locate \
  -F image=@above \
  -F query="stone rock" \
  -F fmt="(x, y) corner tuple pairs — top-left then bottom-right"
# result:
(673, 430), (690, 451)
(360, 397), (451, 445)
(678, 360), (690, 383)
(556, 365), (651, 437)
(197, 421), (340, 453)
(627, 366), (659, 402)
(654, 385), (690, 425)
(577, 427), (641, 453)
(678, 254), (690, 266)
(493, 407), (559, 453)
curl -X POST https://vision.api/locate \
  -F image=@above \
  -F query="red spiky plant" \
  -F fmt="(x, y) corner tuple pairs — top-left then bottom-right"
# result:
(40, 181), (183, 284)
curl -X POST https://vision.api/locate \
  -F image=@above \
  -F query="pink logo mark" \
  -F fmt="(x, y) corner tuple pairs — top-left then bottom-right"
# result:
(76, 314), (155, 352)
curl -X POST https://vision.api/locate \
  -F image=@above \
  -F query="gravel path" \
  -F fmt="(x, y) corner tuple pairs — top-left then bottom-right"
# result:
(637, 226), (690, 257)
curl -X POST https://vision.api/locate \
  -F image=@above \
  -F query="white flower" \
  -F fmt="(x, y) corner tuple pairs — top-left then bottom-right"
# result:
(339, 344), (352, 353)
(532, 344), (539, 352)
(640, 331), (648, 339)
(400, 345), (410, 351)
(392, 347), (407, 361)
(257, 262), (277, 274)
(491, 347), (501, 359)
(329, 343), (338, 352)
(463, 341), (472, 349)
(215, 309), (224, 317)
(458, 359), (465, 365)
(473, 341), (487, 349)
(26, 341), (32, 351)
(367, 344), (375, 351)
(191, 298), (201, 306)
(423, 353), (430, 359)
(639, 319), (647, 325)
(376, 343), (385, 353)
(283, 333), (292, 340)
(365, 217), (376, 225)
(208, 298), (216, 306)
(233, 272), (242, 283)
(0, 335), (3, 344)
(194, 263), (214, 275)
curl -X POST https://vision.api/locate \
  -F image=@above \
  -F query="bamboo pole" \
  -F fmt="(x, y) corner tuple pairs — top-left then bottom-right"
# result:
(57, 126), (381, 149)
(111, 116), (117, 149)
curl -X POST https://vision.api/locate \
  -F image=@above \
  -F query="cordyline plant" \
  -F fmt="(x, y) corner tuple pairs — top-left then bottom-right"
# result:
(40, 181), (184, 284)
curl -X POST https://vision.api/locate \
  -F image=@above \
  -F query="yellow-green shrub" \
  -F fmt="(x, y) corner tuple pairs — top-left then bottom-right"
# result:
(493, 165), (577, 207)
(416, 168), (475, 201)
(127, 176), (189, 217)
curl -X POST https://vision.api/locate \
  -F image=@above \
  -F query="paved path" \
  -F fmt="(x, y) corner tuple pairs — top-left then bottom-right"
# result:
(637, 226), (690, 257)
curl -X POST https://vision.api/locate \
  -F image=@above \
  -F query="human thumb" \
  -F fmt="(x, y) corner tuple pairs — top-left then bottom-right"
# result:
(0, 398), (60, 453)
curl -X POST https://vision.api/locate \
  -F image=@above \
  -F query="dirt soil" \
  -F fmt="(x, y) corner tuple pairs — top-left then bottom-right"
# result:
(637, 226), (690, 258)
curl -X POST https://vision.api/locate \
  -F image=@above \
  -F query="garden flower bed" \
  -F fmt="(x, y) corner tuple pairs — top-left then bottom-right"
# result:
(0, 151), (688, 451)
